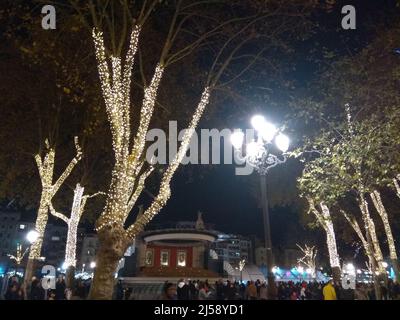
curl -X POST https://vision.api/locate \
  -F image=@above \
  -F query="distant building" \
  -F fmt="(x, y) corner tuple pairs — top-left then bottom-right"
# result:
(41, 224), (85, 268)
(255, 247), (267, 267)
(80, 234), (99, 270)
(213, 234), (252, 267)
(0, 211), (84, 272)
(282, 248), (303, 268)
(0, 212), (36, 270)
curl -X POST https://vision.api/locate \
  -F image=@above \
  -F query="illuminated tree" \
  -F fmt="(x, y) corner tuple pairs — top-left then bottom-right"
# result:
(49, 183), (105, 288)
(7, 243), (29, 266)
(24, 137), (82, 293)
(68, 0), (272, 299)
(32, 0), (324, 299)
(306, 199), (340, 282)
(296, 243), (317, 279)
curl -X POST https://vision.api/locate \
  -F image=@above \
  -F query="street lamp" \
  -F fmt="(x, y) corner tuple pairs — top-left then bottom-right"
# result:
(90, 261), (96, 269)
(26, 230), (39, 244)
(231, 115), (290, 282)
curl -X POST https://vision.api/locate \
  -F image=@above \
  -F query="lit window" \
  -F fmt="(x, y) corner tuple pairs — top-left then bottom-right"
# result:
(177, 250), (186, 267)
(19, 224), (25, 230)
(145, 249), (154, 266)
(160, 250), (169, 266)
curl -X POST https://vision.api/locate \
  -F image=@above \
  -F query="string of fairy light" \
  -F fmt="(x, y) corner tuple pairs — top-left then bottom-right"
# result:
(394, 175), (400, 198)
(308, 199), (341, 270)
(370, 190), (398, 261)
(126, 88), (210, 238)
(93, 24), (212, 239)
(358, 196), (386, 273)
(29, 138), (82, 260)
(319, 202), (341, 269)
(49, 183), (104, 268)
(341, 209), (371, 258)
(8, 243), (29, 265)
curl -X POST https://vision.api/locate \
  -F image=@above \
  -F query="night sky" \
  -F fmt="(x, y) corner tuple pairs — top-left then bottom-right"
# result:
(2, 0), (399, 260)
(152, 0), (399, 244)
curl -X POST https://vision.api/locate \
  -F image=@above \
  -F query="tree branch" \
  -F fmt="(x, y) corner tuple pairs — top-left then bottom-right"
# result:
(52, 137), (82, 195)
(49, 202), (69, 224)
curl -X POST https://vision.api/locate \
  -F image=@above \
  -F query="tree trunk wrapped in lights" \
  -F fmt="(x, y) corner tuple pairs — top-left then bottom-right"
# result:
(340, 209), (382, 299)
(370, 190), (400, 282)
(308, 199), (341, 283)
(49, 183), (104, 289)
(8, 243), (29, 266)
(296, 244), (317, 279)
(88, 22), (213, 299)
(358, 194), (386, 274)
(393, 175), (400, 199)
(79, 0), (270, 298)
(24, 138), (82, 294)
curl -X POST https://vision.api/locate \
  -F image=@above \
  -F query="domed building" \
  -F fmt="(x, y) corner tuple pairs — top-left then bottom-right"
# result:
(119, 212), (223, 279)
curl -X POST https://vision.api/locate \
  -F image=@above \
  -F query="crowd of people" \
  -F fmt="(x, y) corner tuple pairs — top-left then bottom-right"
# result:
(158, 278), (400, 300)
(2, 275), (91, 300)
(2, 274), (400, 300)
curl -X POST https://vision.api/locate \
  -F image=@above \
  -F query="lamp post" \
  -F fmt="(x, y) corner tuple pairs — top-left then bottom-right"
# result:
(23, 230), (40, 299)
(231, 115), (290, 282)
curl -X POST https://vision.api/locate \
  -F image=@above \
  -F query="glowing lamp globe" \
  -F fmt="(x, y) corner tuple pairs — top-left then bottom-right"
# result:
(26, 230), (39, 244)
(260, 122), (277, 142)
(251, 115), (266, 132)
(230, 129), (244, 150)
(62, 262), (68, 270)
(90, 261), (96, 269)
(382, 262), (388, 268)
(346, 263), (355, 271)
(275, 133), (289, 152)
(246, 141), (259, 157)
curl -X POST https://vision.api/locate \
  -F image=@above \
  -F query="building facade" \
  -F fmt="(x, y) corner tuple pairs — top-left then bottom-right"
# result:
(0, 211), (85, 273)
(213, 234), (252, 267)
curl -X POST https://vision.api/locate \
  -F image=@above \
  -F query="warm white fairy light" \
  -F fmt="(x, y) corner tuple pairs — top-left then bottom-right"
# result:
(127, 88), (211, 237)
(127, 166), (154, 212)
(50, 184), (104, 268)
(29, 138), (82, 260)
(358, 196), (386, 273)
(319, 203), (341, 269)
(341, 209), (371, 258)
(296, 244), (317, 278)
(370, 190), (398, 261)
(130, 63), (165, 166)
(92, 25), (212, 244)
(8, 243), (29, 265)
(393, 176), (400, 199)
(239, 259), (246, 272)
(308, 199), (341, 271)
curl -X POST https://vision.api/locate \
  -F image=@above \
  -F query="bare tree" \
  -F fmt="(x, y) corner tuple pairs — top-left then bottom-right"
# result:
(49, 183), (105, 289)
(296, 243), (317, 279)
(23, 137), (82, 296)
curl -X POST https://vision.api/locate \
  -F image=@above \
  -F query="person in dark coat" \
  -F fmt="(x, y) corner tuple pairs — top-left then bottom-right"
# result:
(55, 276), (66, 300)
(177, 279), (190, 300)
(5, 284), (20, 300)
(215, 280), (224, 300)
(30, 279), (45, 300)
(188, 281), (197, 300)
